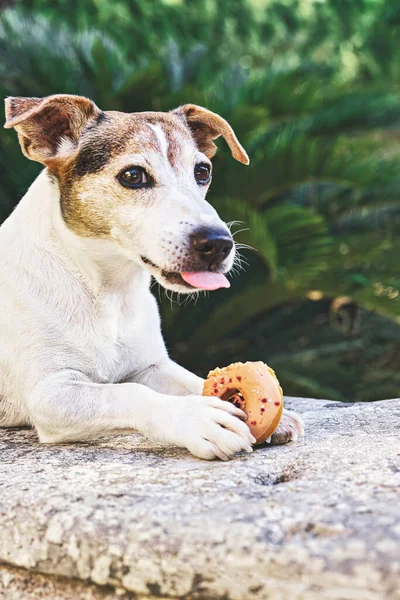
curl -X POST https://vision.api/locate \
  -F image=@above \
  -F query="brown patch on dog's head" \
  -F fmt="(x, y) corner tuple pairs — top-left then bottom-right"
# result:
(172, 104), (249, 165)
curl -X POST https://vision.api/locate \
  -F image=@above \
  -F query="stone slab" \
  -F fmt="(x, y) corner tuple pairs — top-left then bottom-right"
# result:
(0, 397), (399, 599)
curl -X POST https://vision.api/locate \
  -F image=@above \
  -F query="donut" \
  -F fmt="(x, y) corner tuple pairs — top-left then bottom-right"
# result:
(203, 361), (283, 445)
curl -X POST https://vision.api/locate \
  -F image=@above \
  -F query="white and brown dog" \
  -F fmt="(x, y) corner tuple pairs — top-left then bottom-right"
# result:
(0, 94), (303, 460)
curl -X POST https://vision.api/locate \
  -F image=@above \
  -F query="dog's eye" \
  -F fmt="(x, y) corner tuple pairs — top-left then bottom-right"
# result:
(118, 167), (149, 188)
(194, 163), (211, 185)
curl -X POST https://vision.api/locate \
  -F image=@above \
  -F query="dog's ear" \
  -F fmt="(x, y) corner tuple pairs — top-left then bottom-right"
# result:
(172, 104), (249, 165)
(4, 94), (102, 164)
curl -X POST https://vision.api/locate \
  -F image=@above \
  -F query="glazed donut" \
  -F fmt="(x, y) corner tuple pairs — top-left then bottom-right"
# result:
(203, 361), (283, 445)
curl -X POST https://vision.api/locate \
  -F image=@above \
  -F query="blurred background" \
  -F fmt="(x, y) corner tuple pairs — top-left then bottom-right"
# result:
(0, 0), (399, 401)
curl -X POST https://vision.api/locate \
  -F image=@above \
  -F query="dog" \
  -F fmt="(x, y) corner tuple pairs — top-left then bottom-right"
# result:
(0, 94), (303, 460)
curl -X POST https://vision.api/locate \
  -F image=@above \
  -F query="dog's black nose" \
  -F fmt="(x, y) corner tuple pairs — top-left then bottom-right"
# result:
(191, 229), (234, 268)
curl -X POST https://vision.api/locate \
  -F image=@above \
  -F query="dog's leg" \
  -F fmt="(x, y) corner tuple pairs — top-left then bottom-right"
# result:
(29, 370), (255, 460)
(134, 359), (204, 396)
(269, 409), (304, 445)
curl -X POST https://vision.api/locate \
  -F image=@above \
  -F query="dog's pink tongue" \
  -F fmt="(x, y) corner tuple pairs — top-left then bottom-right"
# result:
(180, 272), (230, 290)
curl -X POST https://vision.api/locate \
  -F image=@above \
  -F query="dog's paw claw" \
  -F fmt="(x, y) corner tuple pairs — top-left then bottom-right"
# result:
(270, 409), (304, 445)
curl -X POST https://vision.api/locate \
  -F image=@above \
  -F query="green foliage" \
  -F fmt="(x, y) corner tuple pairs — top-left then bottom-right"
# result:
(1, 0), (400, 401)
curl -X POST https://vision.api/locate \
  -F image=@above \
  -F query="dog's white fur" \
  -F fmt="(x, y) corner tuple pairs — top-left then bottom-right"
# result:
(0, 96), (303, 460)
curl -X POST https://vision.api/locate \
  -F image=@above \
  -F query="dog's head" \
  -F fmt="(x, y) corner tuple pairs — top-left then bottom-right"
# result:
(4, 94), (249, 293)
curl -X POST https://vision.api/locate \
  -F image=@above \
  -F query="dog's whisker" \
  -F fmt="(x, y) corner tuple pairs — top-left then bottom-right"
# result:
(233, 257), (248, 270)
(234, 252), (250, 264)
(170, 290), (179, 308)
(234, 258), (250, 270)
(231, 227), (250, 238)
(234, 251), (249, 266)
(178, 292), (192, 307)
(231, 252), (249, 275)
(235, 243), (257, 252)
(226, 220), (245, 231)
(163, 288), (173, 309)
(232, 265), (246, 276)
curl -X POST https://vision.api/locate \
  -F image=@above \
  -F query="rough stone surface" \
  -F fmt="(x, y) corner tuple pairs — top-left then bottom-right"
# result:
(0, 397), (399, 600)
(0, 564), (137, 599)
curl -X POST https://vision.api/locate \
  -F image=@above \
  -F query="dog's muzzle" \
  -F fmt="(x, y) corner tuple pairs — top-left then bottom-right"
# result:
(141, 227), (234, 291)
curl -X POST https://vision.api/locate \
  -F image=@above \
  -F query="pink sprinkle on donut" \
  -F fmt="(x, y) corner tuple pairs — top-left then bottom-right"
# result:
(228, 378), (233, 383)
(236, 376), (242, 382)
(260, 407), (265, 412)
(251, 421), (257, 426)
(274, 401), (280, 406)
(261, 398), (267, 403)
(220, 378), (225, 384)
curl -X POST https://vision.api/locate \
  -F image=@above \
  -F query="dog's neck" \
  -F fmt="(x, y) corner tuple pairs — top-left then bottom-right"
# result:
(15, 170), (151, 296)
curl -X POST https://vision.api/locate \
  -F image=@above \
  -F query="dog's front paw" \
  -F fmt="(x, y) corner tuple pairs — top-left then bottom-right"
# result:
(157, 396), (256, 461)
(269, 409), (304, 445)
